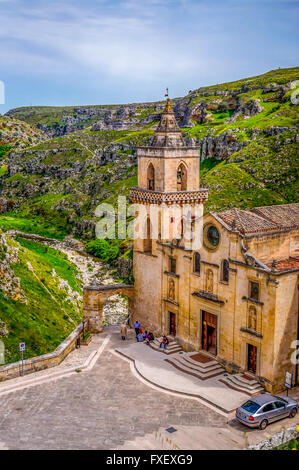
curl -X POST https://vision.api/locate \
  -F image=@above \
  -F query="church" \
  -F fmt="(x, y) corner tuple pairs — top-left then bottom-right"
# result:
(129, 97), (299, 393)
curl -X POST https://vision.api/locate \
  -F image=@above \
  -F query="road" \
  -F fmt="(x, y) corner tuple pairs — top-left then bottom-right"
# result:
(0, 329), (297, 450)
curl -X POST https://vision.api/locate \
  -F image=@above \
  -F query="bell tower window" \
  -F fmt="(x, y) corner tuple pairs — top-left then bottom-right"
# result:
(177, 163), (187, 191)
(147, 163), (155, 190)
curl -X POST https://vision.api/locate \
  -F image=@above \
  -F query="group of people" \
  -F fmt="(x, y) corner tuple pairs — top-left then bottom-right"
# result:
(120, 320), (169, 351)
(133, 320), (154, 345)
(119, 320), (154, 345)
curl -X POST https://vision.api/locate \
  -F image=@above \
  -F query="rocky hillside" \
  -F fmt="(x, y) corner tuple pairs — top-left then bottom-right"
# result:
(5, 102), (164, 137)
(0, 115), (46, 179)
(6, 67), (299, 139)
(0, 66), (298, 242)
(0, 115), (44, 148)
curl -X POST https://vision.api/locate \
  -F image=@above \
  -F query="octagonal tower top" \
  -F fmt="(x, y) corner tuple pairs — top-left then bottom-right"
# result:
(151, 97), (185, 148)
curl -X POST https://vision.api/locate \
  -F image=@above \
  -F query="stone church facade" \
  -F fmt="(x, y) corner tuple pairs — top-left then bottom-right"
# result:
(129, 98), (299, 393)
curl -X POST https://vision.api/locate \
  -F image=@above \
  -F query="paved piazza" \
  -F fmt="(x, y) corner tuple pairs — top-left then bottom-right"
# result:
(0, 328), (298, 450)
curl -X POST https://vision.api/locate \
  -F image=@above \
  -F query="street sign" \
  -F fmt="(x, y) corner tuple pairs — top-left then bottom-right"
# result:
(285, 371), (293, 389)
(19, 342), (25, 376)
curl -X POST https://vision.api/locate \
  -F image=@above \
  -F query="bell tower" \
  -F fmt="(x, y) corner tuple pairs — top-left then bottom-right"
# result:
(130, 94), (208, 333)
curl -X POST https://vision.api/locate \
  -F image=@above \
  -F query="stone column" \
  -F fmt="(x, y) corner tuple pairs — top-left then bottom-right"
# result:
(83, 287), (104, 333)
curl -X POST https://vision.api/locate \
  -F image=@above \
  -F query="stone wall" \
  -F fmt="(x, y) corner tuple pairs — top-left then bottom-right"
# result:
(0, 323), (83, 382)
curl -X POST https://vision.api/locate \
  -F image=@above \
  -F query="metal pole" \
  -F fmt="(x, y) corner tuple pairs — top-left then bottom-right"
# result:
(21, 350), (24, 377)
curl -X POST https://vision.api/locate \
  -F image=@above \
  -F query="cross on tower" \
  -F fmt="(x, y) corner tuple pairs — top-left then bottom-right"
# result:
(165, 88), (169, 98)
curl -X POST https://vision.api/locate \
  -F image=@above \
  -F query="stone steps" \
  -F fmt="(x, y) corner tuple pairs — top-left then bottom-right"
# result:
(176, 355), (224, 374)
(183, 353), (224, 372)
(149, 337), (183, 355)
(219, 373), (264, 395)
(165, 355), (224, 380)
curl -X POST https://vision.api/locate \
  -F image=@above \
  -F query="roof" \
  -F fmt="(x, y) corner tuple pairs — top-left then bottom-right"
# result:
(251, 394), (277, 406)
(265, 257), (299, 273)
(151, 97), (185, 148)
(214, 203), (299, 236)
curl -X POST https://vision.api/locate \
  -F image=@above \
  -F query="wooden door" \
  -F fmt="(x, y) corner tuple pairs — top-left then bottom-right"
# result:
(247, 344), (257, 374)
(202, 312), (217, 355)
(169, 312), (176, 336)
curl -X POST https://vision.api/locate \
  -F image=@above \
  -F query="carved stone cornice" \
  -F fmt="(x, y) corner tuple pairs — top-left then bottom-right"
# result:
(192, 290), (225, 305)
(240, 327), (263, 338)
(242, 296), (264, 306)
(130, 187), (209, 205)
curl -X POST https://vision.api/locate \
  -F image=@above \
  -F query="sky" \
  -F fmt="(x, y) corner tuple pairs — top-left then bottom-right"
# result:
(0, 0), (298, 113)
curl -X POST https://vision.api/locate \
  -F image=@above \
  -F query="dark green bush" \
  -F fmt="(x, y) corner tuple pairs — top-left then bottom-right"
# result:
(85, 239), (120, 263)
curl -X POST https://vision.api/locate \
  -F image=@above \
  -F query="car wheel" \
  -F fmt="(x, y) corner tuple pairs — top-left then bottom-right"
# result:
(259, 419), (268, 430)
(289, 408), (297, 418)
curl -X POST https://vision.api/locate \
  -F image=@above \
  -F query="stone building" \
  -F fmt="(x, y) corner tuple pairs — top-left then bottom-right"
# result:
(129, 98), (299, 393)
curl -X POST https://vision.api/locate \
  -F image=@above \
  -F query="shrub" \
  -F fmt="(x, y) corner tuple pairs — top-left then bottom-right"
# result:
(85, 239), (120, 263)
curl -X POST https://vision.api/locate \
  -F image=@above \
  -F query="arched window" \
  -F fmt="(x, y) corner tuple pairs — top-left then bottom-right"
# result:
(143, 217), (152, 253)
(177, 163), (187, 191)
(147, 163), (155, 190)
(221, 259), (229, 282)
(194, 253), (201, 274)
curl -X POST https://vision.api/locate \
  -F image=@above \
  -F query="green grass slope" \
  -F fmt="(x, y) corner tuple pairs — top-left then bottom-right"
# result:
(0, 233), (82, 364)
(202, 131), (299, 211)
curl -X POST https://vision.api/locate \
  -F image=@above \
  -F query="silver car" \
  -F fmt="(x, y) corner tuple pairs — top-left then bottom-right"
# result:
(236, 393), (298, 430)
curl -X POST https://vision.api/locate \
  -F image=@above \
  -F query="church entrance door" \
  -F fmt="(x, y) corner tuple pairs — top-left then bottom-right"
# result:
(202, 311), (217, 355)
(247, 344), (257, 374)
(169, 312), (176, 336)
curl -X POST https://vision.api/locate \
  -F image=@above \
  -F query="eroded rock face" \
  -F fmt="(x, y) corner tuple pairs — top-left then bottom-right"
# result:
(227, 99), (264, 123)
(0, 232), (25, 302)
(185, 130), (249, 160)
(117, 257), (133, 282)
(0, 116), (44, 148)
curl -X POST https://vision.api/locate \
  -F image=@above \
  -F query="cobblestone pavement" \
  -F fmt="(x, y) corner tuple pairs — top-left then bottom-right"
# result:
(0, 328), (298, 450)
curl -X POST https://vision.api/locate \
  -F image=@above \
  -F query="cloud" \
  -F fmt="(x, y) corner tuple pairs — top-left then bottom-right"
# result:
(0, 0), (206, 82)
(0, 0), (297, 109)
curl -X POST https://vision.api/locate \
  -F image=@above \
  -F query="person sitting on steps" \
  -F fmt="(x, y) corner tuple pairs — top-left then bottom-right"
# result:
(148, 332), (154, 342)
(159, 335), (169, 351)
(136, 331), (144, 342)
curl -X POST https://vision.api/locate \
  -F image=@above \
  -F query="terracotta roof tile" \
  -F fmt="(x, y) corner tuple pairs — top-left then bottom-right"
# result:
(216, 203), (299, 235)
(266, 257), (299, 272)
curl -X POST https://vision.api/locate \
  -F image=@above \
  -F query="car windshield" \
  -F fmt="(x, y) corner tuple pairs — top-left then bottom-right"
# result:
(241, 400), (260, 414)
